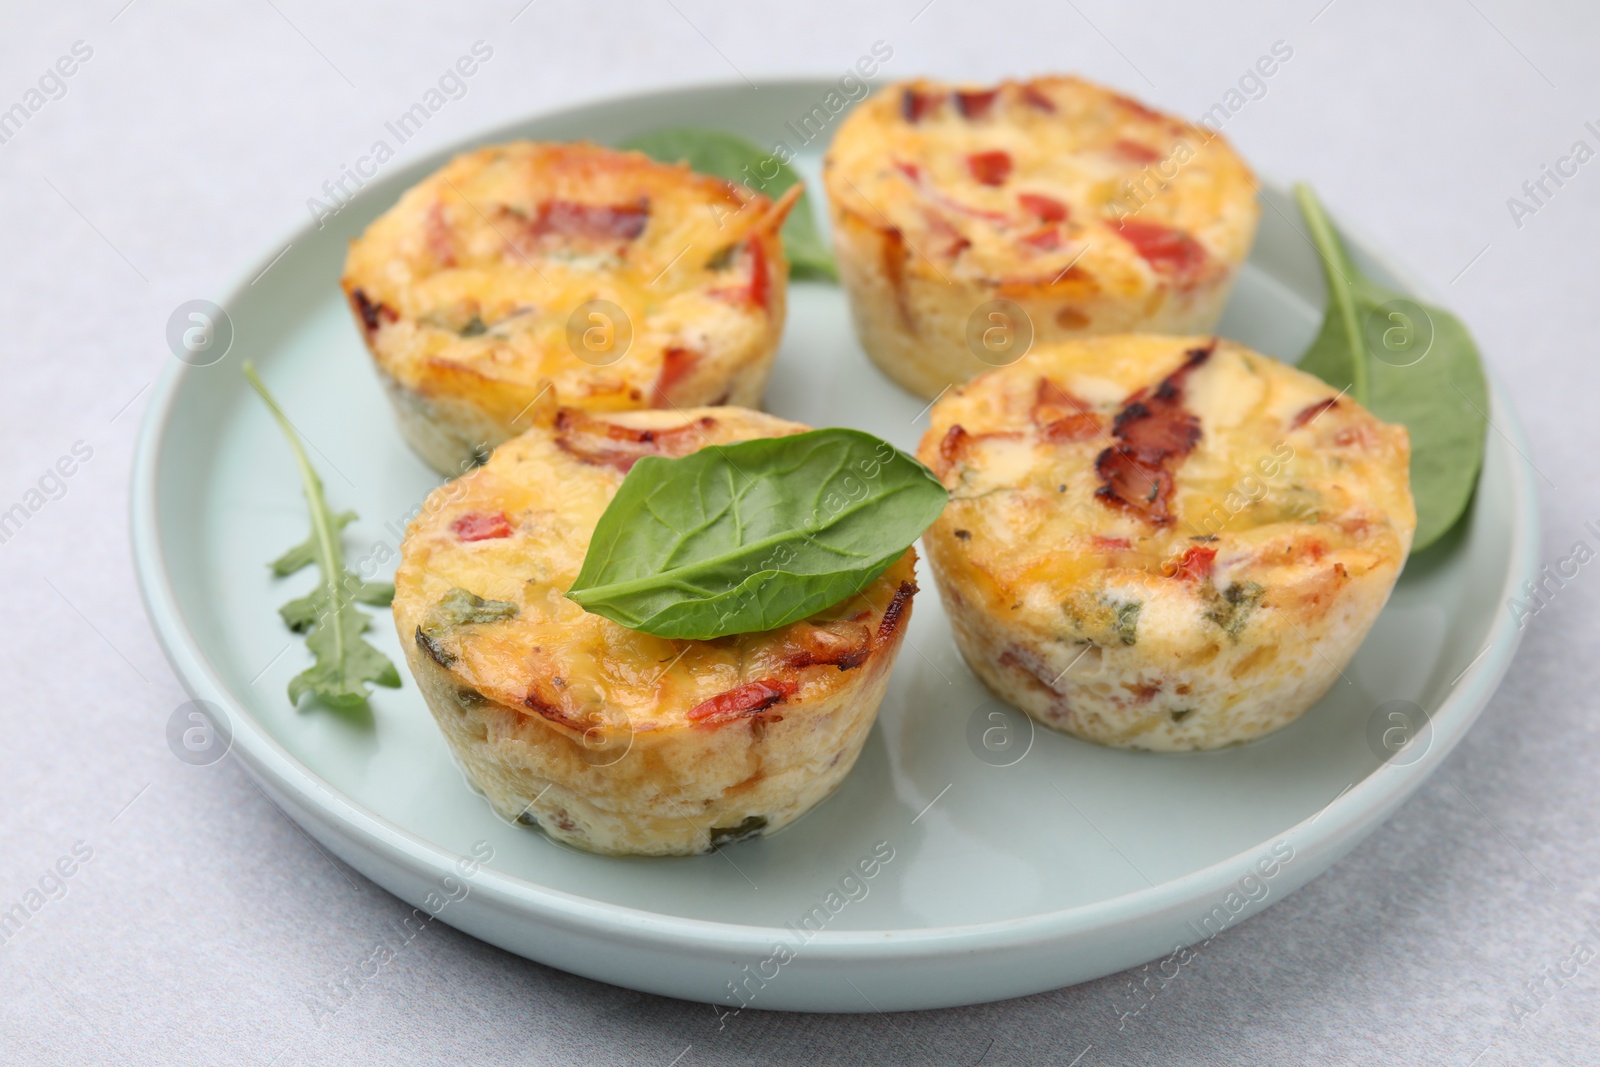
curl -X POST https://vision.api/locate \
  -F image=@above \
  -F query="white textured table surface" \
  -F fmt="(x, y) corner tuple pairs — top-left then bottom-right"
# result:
(3, 2), (1596, 1063)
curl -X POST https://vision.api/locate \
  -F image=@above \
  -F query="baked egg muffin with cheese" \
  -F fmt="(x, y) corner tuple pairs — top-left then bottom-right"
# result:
(917, 335), (1414, 751)
(824, 76), (1260, 398)
(393, 405), (919, 855)
(344, 141), (797, 474)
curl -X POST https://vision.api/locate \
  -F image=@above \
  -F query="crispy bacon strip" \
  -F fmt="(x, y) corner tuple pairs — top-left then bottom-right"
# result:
(651, 347), (699, 408)
(882, 226), (914, 331)
(784, 623), (872, 671)
(1115, 219), (1208, 280)
(955, 89), (999, 119)
(1110, 92), (1164, 122)
(528, 198), (650, 240)
(452, 511), (513, 541)
(1018, 193), (1068, 222)
(1112, 138), (1161, 164)
(901, 88), (941, 123)
(1032, 379), (1102, 443)
(1094, 342), (1213, 524)
(1020, 84), (1056, 112)
(875, 580), (917, 646)
(350, 288), (397, 334)
(967, 150), (1013, 186)
(554, 408), (714, 472)
(523, 689), (590, 732)
(688, 678), (798, 726)
(1164, 544), (1217, 581)
(1292, 397), (1339, 429)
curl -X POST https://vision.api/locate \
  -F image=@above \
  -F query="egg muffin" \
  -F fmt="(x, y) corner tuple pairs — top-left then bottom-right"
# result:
(824, 76), (1260, 399)
(393, 405), (919, 855)
(344, 141), (797, 474)
(917, 335), (1413, 751)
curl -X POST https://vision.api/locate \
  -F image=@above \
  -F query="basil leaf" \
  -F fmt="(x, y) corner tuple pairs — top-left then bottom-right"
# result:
(244, 362), (402, 709)
(620, 126), (838, 281)
(1293, 184), (1490, 551)
(567, 428), (946, 639)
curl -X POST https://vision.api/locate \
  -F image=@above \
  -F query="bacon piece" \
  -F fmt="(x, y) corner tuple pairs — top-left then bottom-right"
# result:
(746, 234), (770, 313)
(967, 150), (1013, 186)
(1092, 536), (1132, 552)
(894, 161), (1010, 223)
(452, 511), (513, 541)
(1115, 219), (1208, 280)
(523, 689), (590, 732)
(955, 89), (999, 119)
(528, 198), (650, 241)
(901, 88), (941, 123)
(1020, 84), (1056, 112)
(785, 624), (871, 671)
(554, 408), (714, 472)
(425, 201), (456, 266)
(1094, 342), (1214, 524)
(875, 581), (917, 646)
(1018, 193), (1068, 222)
(1292, 397), (1339, 429)
(688, 678), (798, 726)
(938, 425), (971, 469)
(350, 288), (397, 334)
(651, 347), (699, 408)
(1032, 379), (1102, 442)
(922, 209), (971, 258)
(1112, 138), (1161, 164)
(882, 226), (914, 331)
(1165, 544), (1217, 582)
(1110, 92), (1163, 122)
(1019, 228), (1062, 252)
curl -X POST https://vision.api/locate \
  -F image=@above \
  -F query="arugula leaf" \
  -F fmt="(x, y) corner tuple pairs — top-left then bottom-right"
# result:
(1293, 184), (1490, 551)
(567, 428), (946, 639)
(620, 127), (838, 281)
(243, 362), (401, 708)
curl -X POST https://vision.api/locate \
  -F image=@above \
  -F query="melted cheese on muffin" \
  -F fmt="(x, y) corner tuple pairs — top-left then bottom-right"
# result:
(918, 335), (1413, 750)
(345, 141), (797, 473)
(824, 77), (1260, 398)
(393, 405), (918, 854)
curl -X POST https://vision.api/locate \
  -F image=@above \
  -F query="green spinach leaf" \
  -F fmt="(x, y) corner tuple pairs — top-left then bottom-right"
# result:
(1294, 184), (1490, 551)
(567, 428), (946, 639)
(244, 362), (401, 708)
(620, 126), (837, 281)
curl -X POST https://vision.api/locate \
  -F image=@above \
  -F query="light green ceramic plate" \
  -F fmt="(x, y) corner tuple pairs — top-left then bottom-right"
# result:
(132, 81), (1537, 1012)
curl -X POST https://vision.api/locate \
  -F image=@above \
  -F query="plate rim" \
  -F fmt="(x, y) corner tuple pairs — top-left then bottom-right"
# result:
(130, 78), (1541, 964)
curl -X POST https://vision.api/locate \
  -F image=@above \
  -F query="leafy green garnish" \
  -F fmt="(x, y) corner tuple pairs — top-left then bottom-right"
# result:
(1293, 184), (1490, 551)
(244, 362), (401, 708)
(567, 428), (946, 639)
(620, 127), (837, 281)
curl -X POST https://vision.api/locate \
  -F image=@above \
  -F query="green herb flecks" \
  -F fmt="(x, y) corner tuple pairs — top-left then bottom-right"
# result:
(244, 362), (401, 708)
(1203, 581), (1265, 640)
(567, 428), (947, 640)
(1294, 184), (1490, 551)
(620, 127), (837, 281)
(1111, 600), (1142, 646)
